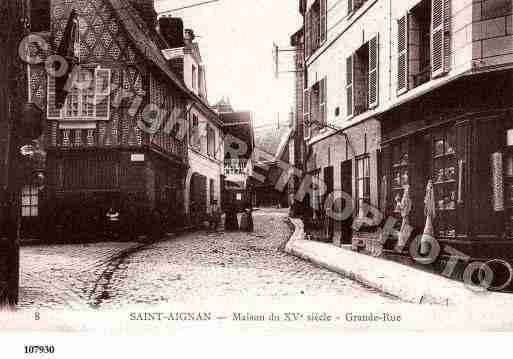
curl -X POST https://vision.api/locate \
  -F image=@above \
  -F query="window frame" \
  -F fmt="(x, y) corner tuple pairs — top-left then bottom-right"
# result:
(432, 126), (457, 237)
(305, 0), (327, 59)
(46, 66), (111, 121)
(21, 185), (39, 218)
(207, 125), (216, 158)
(355, 155), (371, 217)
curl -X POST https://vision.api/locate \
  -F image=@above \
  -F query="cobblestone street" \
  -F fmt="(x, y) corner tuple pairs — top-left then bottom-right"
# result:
(18, 209), (396, 311)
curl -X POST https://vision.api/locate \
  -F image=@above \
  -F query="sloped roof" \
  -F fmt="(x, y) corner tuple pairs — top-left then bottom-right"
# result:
(108, 0), (191, 96)
(109, 0), (220, 120)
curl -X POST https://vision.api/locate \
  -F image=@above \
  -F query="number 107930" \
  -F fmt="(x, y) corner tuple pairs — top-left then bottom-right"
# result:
(24, 346), (55, 354)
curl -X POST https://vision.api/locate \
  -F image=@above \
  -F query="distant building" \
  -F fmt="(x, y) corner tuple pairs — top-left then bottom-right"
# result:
(252, 127), (295, 209)
(215, 100), (255, 210)
(162, 23), (225, 226)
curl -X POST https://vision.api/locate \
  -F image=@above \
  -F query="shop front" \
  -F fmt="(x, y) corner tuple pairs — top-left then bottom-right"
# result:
(380, 71), (513, 267)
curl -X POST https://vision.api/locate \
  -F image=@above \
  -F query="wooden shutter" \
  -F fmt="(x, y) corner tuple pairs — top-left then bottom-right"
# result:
(397, 15), (408, 94)
(431, 0), (447, 78)
(95, 67), (111, 120)
(305, 10), (311, 58)
(47, 75), (62, 119)
(368, 34), (379, 108)
(346, 55), (354, 117)
(319, 77), (327, 125)
(304, 88), (311, 139)
(320, 0), (327, 44)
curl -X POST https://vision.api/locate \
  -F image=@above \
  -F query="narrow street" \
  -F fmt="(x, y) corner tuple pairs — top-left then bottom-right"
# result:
(18, 209), (396, 310)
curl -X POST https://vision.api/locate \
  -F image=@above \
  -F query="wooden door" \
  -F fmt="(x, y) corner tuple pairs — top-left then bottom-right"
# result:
(323, 166), (334, 240)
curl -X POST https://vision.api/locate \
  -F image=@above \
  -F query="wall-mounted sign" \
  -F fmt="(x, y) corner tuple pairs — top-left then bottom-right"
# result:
(131, 154), (145, 162)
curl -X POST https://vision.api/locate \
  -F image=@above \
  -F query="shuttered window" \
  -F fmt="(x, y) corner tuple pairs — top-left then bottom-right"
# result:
(431, 0), (448, 78)
(397, 15), (408, 94)
(47, 75), (62, 119)
(95, 68), (111, 120)
(305, 10), (311, 58)
(304, 89), (311, 139)
(319, 78), (327, 125)
(305, 0), (324, 58)
(346, 55), (354, 117)
(368, 35), (379, 108)
(320, 0), (327, 44)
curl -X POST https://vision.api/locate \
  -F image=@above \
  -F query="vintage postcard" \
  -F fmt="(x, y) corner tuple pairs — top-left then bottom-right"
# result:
(2, 0), (513, 353)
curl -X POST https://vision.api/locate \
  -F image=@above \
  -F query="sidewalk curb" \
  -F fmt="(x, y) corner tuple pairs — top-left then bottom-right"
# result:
(284, 217), (513, 305)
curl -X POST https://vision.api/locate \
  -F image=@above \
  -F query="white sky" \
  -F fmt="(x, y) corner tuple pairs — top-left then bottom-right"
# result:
(154, 0), (302, 129)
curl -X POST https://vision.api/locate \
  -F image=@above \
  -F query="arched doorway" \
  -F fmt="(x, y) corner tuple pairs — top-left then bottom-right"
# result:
(189, 173), (208, 225)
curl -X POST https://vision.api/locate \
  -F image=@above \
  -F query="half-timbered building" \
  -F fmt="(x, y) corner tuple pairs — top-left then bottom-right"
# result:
(26, 0), (201, 239)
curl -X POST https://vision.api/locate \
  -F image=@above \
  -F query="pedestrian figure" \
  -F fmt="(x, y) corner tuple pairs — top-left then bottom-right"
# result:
(125, 204), (138, 241)
(240, 203), (254, 232)
(150, 208), (164, 242)
(224, 201), (239, 231)
(210, 200), (221, 231)
(246, 207), (254, 232)
(106, 206), (120, 240)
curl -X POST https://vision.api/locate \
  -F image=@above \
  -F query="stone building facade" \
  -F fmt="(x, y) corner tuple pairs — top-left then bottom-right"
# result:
(295, 0), (513, 266)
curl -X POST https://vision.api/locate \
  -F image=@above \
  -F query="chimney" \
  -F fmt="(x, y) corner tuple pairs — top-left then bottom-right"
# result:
(130, 0), (157, 29)
(158, 17), (184, 48)
(184, 29), (195, 46)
